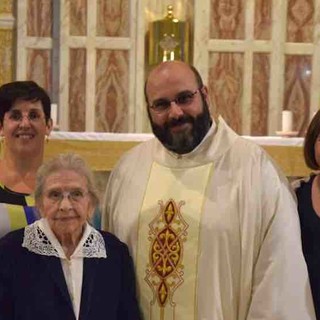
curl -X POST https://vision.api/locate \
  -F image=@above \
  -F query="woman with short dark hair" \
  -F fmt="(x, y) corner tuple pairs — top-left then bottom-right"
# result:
(0, 81), (53, 237)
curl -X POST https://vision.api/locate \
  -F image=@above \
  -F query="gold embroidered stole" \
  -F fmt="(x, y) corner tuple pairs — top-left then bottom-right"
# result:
(136, 161), (213, 320)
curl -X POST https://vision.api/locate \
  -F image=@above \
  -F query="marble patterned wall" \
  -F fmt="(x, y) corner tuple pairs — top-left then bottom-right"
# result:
(284, 0), (314, 136)
(0, 0), (12, 13)
(252, 1), (272, 135)
(0, 0), (14, 85)
(94, 0), (130, 132)
(251, 54), (270, 135)
(62, 0), (131, 132)
(284, 55), (312, 135)
(287, 0), (313, 42)
(207, 0), (244, 132)
(27, 49), (52, 93)
(93, 171), (110, 208)
(95, 50), (129, 132)
(70, 0), (87, 36)
(0, 29), (13, 85)
(210, 0), (245, 39)
(208, 0), (245, 132)
(27, 0), (52, 37)
(69, 49), (86, 131)
(254, 0), (272, 40)
(97, 0), (129, 37)
(206, 0), (316, 135)
(23, 0), (53, 95)
(208, 53), (243, 134)
(10, 0), (320, 136)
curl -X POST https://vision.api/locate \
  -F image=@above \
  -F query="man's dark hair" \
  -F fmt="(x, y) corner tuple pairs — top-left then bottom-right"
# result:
(0, 81), (51, 124)
(304, 110), (320, 170)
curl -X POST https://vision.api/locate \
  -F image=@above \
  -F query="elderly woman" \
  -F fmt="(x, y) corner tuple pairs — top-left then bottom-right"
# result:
(0, 81), (52, 237)
(0, 153), (141, 319)
(294, 109), (320, 319)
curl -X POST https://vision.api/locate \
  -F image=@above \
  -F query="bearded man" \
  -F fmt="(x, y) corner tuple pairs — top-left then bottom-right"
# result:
(102, 61), (315, 320)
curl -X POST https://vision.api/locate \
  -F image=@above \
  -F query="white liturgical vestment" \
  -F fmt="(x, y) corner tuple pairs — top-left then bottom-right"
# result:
(103, 116), (316, 320)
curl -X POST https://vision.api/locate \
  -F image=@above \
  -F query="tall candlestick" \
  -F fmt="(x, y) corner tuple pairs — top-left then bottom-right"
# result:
(282, 110), (293, 132)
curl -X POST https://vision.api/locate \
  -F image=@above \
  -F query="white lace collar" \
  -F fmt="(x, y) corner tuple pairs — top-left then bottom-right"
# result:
(22, 218), (107, 259)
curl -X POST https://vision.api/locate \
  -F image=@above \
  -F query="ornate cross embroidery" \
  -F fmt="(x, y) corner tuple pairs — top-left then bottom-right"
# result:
(145, 199), (189, 314)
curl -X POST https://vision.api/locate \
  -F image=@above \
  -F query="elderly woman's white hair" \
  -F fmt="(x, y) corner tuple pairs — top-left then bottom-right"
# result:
(34, 153), (100, 209)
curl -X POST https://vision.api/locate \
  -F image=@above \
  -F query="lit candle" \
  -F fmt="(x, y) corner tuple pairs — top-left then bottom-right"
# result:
(282, 110), (293, 132)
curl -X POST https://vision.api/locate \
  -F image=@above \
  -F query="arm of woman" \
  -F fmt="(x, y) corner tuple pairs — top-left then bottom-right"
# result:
(117, 243), (141, 320)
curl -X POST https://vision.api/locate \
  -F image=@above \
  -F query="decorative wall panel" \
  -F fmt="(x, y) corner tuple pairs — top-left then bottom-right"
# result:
(93, 171), (110, 203)
(0, 30), (13, 84)
(27, 49), (51, 93)
(287, 0), (314, 42)
(0, 0), (13, 85)
(14, 0), (320, 135)
(70, 0), (87, 36)
(208, 53), (243, 133)
(27, 0), (52, 37)
(254, 0), (272, 40)
(251, 54), (270, 136)
(97, 0), (129, 37)
(284, 55), (312, 135)
(69, 49), (86, 131)
(210, 0), (245, 39)
(95, 50), (129, 132)
(0, 0), (12, 13)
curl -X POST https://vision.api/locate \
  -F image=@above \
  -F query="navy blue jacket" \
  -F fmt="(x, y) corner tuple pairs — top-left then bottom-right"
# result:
(0, 229), (141, 320)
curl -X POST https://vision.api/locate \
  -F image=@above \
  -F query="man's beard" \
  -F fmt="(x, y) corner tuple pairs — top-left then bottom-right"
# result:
(149, 97), (212, 154)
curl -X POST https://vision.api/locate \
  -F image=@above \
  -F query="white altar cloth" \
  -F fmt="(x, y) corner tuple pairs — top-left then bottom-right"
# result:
(51, 132), (304, 147)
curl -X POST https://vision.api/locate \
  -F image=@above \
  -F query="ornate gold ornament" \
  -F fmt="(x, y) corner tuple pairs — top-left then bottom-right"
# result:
(145, 199), (188, 310)
(148, 5), (190, 66)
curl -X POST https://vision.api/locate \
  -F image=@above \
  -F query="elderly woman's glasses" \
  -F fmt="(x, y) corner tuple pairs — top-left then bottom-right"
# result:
(45, 189), (88, 203)
(7, 109), (44, 122)
(149, 88), (201, 114)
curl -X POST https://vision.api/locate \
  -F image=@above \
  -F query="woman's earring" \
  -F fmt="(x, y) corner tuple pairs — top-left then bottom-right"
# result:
(0, 136), (4, 144)
(45, 135), (49, 143)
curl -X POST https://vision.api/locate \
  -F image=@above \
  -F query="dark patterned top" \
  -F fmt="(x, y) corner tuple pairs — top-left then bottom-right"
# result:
(296, 174), (320, 319)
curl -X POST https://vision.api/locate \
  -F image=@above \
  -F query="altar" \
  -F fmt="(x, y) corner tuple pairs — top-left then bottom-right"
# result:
(46, 132), (311, 178)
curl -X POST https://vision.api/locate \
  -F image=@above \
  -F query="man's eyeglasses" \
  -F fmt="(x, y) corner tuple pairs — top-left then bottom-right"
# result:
(45, 189), (88, 204)
(7, 109), (45, 123)
(149, 88), (201, 113)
